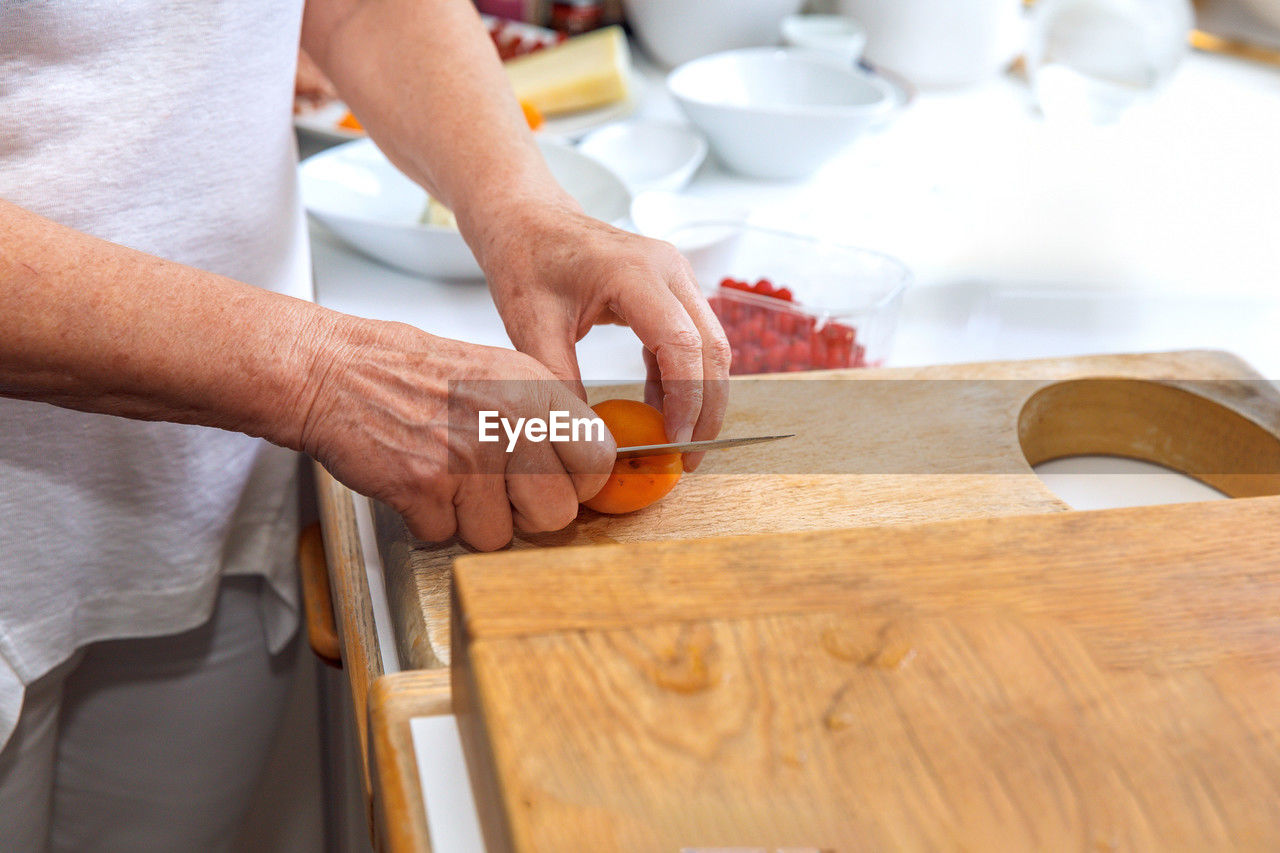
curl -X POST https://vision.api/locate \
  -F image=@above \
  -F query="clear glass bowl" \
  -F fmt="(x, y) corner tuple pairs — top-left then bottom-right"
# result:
(664, 221), (911, 374)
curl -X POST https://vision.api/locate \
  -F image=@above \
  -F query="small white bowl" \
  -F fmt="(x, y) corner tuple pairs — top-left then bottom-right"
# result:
(667, 48), (896, 180)
(300, 138), (630, 279)
(578, 120), (707, 193)
(780, 14), (867, 65)
(629, 191), (752, 273)
(629, 190), (749, 241)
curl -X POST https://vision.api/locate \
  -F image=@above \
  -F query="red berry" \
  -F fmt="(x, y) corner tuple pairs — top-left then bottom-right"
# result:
(824, 322), (856, 344)
(810, 336), (827, 365)
(775, 287), (793, 302)
(787, 340), (810, 368)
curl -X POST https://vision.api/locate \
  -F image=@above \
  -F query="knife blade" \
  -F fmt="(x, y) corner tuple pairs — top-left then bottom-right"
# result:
(615, 434), (795, 458)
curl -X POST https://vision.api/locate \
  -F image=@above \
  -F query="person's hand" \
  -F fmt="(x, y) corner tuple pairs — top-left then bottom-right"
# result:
(293, 49), (339, 114)
(476, 201), (731, 470)
(297, 316), (614, 551)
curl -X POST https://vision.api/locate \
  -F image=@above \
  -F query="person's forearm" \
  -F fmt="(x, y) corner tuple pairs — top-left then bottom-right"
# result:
(0, 199), (339, 447)
(301, 0), (578, 267)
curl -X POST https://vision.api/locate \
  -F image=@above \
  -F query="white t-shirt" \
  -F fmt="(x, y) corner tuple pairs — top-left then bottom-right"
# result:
(0, 1), (311, 749)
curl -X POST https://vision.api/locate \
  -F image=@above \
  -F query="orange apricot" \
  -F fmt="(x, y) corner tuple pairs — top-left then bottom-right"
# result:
(582, 399), (682, 515)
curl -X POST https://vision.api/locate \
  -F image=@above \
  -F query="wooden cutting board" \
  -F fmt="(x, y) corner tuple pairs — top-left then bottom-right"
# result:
(450, 497), (1280, 852)
(376, 350), (1280, 670)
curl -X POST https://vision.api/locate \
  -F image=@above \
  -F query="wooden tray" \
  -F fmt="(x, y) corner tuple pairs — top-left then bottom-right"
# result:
(451, 497), (1280, 851)
(342, 349), (1280, 851)
(375, 349), (1280, 670)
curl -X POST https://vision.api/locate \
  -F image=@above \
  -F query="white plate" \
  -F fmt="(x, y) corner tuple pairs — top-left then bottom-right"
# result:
(296, 91), (640, 144)
(294, 101), (362, 145)
(539, 79), (639, 140)
(295, 88), (639, 146)
(293, 16), (636, 144)
(300, 137), (631, 280)
(577, 119), (706, 193)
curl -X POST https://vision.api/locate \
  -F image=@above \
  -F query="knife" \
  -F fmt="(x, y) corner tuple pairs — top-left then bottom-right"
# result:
(615, 434), (795, 458)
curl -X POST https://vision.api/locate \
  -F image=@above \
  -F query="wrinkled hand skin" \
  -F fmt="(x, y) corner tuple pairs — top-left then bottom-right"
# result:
(299, 316), (615, 551)
(477, 201), (732, 472)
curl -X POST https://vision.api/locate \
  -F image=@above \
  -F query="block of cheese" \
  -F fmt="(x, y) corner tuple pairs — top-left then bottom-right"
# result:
(504, 25), (631, 117)
(419, 196), (458, 229)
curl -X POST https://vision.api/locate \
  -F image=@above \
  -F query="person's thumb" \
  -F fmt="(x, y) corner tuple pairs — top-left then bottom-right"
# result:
(512, 322), (587, 401)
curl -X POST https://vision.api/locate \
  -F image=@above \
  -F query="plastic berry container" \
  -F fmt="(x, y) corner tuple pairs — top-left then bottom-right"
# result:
(665, 222), (911, 375)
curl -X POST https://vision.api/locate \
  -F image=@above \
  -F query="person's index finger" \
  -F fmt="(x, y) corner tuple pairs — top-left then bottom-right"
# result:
(664, 271), (732, 465)
(616, 285), (706, 444)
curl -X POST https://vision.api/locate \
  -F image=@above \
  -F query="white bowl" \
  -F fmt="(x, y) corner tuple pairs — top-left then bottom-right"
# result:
(577, 120), (707, 192)
(622, 0), (806, 68)
(299, 138), (631, 279)
(667, 48), (896, 180)
(780, 14), (867, 65)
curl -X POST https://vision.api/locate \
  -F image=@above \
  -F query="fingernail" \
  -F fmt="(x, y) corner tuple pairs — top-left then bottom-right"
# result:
(673, 423), (694, 445)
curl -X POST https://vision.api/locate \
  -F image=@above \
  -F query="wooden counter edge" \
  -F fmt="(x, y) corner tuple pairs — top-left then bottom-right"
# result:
(369, 669), (452, 853)
(313, 461), (385, 807)
(452, 587), (519, 853)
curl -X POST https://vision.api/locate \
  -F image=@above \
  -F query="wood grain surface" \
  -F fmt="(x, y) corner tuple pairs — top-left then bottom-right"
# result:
(388, 350), (1279, 668)
(346, 350), (1280, 851)
(452, 497), (1280, 851)
(313, 460), (386, 815)
(368, 670), (451, 853)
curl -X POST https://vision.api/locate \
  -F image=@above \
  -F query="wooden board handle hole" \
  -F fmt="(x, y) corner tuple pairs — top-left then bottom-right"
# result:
(1017, 378), (1280, 500)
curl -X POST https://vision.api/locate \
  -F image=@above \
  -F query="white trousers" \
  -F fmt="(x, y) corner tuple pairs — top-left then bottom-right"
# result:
(0, 576), (297, 852)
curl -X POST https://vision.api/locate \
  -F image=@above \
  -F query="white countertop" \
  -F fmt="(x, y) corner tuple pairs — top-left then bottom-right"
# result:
(311, 45), (1280, 380)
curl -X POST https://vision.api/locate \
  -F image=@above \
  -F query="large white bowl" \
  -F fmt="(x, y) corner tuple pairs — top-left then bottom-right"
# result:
(299, 138), (631, 280)
(623, 0), (806, 68)
(667, 48), (896, 180)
